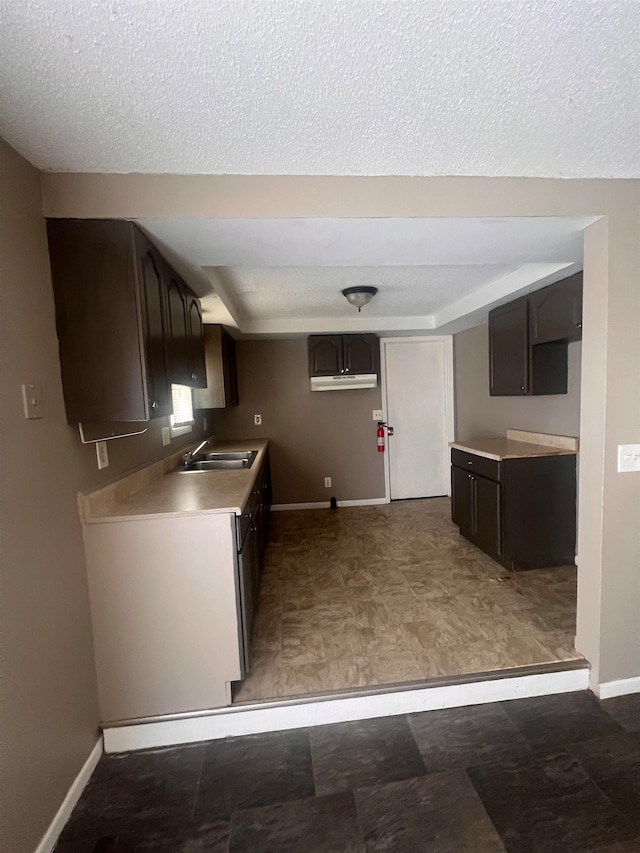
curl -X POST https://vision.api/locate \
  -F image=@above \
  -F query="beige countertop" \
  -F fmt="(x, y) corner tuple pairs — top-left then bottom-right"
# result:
(449, 430), (579, 461)
(82, 438), (270, 523)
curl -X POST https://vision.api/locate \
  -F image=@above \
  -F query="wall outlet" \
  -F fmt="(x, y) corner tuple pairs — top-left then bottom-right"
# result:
(162, 426), (171, 446)
(22, 383), (43, 419)
(254, 414), (262, 426)
(324, 477), (332, 488)
(373, 409), (383, 421)
(96, 441), (109, 470)
(618, 444), (640, 472)
(203, 417), (208, 432)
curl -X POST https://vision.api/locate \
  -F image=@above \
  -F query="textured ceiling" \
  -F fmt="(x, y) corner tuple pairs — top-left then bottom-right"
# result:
(138, 216), (588, 333)
(1, 1), (638, 177)
(221, 266), (521, 320)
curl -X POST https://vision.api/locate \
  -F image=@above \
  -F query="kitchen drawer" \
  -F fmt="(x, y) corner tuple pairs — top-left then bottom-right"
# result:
(451, 449), (501, 482)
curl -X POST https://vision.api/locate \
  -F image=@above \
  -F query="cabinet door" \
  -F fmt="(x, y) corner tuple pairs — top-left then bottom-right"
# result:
(132, 229), (171, 418)
(308, 335), (344, 376)
(164, 267), (190, 386)
(472, 474), (502, 559)
(451, 466), (474, 532)
(489, 297), (529, 396)
(529, 273), (583, 344)
(186, 294), (207, 388)
(220, 327), (239, 405)
(47, 219), (149, 423)
(343, 334), (380, 374)
(237, 535), (255, 674)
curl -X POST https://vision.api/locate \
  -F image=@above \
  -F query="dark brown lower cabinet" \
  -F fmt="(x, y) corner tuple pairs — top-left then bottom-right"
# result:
(237, 453), (272, 674)
(451, 464), (501, 561)
(451, 449), (576, 571)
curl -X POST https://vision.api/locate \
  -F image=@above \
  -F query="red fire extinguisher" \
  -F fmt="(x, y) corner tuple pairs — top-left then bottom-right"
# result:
(377, 421), (386, 452)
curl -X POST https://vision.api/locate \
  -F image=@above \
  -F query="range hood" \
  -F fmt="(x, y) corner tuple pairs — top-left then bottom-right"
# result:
(310, 374), (378, 391)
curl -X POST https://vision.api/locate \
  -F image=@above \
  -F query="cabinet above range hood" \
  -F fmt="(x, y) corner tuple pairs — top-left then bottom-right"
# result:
(310, 374), (378, 391)
(308, 334), (380, 391)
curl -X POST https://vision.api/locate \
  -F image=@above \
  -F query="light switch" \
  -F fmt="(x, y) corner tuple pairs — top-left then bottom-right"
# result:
(617, 444), (640, 473)
(22, 383), (43, 419)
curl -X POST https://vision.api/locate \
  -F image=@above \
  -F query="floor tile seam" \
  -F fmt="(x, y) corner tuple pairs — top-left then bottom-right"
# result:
(189, 747), (207, 823)
(457, 769), (510, 853)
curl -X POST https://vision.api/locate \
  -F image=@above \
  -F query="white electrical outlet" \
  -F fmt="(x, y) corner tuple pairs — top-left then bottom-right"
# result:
(254, 414), (262, 426)
(373, 409), (383, 421)
(22, 383), (43, 419)
(618, 444), (640, 472)
(96, 441), (109, 470)
(324, 477), (332, 488)
(162, 426), (171, 446)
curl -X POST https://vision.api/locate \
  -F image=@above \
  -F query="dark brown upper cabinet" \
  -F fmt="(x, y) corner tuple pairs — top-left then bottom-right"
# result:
(132, 229), (173, 418)
(164, 265), (207, 389)
(489, 297), (530, 396)
(308, 335), (343, 376)
(47, 219), (205, 423)
(194, 325), (239, 409)
(529, 272), (583, 345)
(308, 334), (380, 377)
(488, 274), (581, 397)
(186, 293), (207, 388)
(164, 263), (190, 386)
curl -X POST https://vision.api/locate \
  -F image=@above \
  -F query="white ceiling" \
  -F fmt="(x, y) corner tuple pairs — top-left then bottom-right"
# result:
(139, 216), (593, 336)
(1, 1), (638, 178)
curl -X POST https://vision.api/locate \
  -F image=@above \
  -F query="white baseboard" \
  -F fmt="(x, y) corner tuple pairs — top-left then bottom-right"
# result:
(597, 676), (640, 699)
(34, 738), (103, 853)
(271, 498), (386, 511)
(103, 666), (589, 754)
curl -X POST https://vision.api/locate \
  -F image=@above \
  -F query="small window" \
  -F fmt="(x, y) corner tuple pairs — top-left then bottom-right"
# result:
(170, 384), (194, 435)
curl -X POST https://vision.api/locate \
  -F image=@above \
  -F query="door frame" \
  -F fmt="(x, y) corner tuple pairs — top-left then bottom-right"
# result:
(380, 335), (455, 504)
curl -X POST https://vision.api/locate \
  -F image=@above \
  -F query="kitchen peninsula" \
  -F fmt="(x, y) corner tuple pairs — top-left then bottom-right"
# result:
(450, 430), (578, 571)
(81, 438), (270, 726)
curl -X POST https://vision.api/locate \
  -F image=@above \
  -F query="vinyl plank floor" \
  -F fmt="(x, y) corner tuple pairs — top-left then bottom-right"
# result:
(234, 498), (581, 703)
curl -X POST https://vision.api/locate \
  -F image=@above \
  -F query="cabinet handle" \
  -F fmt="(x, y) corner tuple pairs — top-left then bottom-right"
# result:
(576, 322), (582, 328)
(467, 461), (473, 465)
(520, 385), (525, 391)
(468, 474), (474, 480)
(151, 401), (158, 409)
(344, 367), (350, 373)
(191, 372), (197, 380)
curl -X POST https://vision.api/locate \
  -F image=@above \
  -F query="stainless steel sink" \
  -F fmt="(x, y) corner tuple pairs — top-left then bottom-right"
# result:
(179, 450), (257, 472)
(201, 451), (256, 462)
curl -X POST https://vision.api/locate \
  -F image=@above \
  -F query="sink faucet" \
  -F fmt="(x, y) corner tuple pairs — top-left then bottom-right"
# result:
(183, 439), (209, 466)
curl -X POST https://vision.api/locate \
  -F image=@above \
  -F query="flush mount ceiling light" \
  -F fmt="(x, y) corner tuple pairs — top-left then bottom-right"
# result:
(341, 286), (378, 312)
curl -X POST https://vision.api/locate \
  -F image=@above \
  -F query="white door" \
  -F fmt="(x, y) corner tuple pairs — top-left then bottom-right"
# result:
(383, 339), (451, 500)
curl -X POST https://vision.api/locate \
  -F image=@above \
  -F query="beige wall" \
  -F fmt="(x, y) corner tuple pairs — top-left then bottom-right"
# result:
(454, 322), (582, 440)
(0, 140), (98, 853)
(212, 339), (386, 504)
(40, 174), (640, 689)
(0, 142), (211, 853)
(75, 414), (210, 492)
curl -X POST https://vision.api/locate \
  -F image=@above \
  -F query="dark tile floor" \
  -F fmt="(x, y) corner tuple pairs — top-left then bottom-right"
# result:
(55, 691), (640, 853)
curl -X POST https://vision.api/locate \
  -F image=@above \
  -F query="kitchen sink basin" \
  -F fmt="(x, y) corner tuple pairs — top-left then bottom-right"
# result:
(179, 450), (257, 472)
(201, 451), (256, 462)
